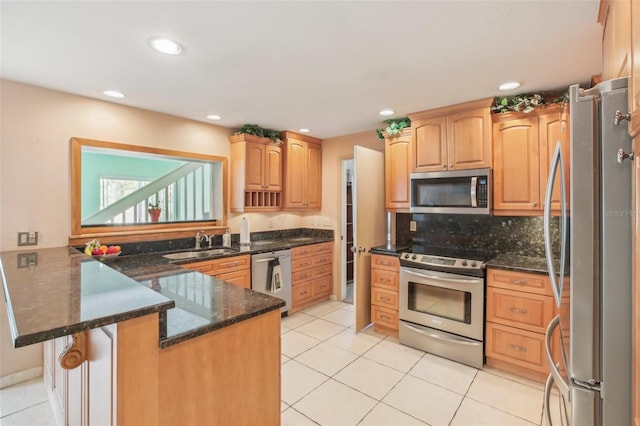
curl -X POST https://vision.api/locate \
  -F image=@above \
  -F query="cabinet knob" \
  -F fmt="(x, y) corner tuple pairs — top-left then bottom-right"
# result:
(442, 165), (447, 169)
(532, 202), (537, 207)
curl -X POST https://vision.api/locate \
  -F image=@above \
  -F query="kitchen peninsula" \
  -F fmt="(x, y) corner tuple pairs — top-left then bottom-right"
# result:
(0, 246), (285, 425)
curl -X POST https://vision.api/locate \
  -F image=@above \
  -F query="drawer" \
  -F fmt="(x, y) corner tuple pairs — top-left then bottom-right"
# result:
(292, 268), (314, 282)
(371, 268), (398, 291)
(371, 254), (400, 272)
(371, 287), (398, 310)
(487, 269), (552, 296)
(313, 253), (332, 267)
(485, 322), (547, 373)
(183, 262), (215, 274)
(312, 275), (332, 298)
(312, 242), (333, 254)
(292, 257), (314, 271)
(216, 269), (251, 289)
(292, 242), (332, 259)
(292, 282), (313, 305)
(312, 264), (332, 278)
(486, 287), (555, 334)
(211, 255), (250, 274)
(371, 305), (398, 330)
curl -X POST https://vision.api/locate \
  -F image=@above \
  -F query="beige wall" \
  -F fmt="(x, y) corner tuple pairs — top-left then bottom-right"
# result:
(320, 130), (384, 300)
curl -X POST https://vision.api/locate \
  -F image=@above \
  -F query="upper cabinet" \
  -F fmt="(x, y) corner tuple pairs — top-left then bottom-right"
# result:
(281, 131), (323, 211)
(384, 128), (412, 212)
(600, 0), (639, 137)
(229, 133), (282, 212)
(492, 104), (570, 216)
(408, 98), (493, 172)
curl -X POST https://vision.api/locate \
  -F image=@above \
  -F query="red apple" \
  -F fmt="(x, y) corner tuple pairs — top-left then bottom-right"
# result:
(106, 246), (119, 254)
(91, 248), (103, 256)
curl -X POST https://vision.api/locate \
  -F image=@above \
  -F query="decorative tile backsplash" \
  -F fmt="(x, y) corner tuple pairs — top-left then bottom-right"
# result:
(396, 213), (562, 257)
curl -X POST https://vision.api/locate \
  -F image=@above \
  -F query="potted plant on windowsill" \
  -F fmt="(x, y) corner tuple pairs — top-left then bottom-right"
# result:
(148, 203), (162, 222)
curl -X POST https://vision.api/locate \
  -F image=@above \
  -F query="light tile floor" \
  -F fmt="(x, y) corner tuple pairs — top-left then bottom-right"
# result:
(1, 300), (563, 425)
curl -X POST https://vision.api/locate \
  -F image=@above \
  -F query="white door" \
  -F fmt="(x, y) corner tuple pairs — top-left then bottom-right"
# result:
(353, 146), (386, 331)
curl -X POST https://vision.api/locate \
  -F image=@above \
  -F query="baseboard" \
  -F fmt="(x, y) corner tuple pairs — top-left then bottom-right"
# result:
(0, 366), (43, 389)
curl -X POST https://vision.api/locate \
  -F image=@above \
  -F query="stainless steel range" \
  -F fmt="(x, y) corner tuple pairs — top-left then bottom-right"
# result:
(398, 246), (491, 369)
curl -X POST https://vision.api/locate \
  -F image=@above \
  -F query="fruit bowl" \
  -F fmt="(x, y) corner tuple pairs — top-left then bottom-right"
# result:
(92, 252), (121, 263)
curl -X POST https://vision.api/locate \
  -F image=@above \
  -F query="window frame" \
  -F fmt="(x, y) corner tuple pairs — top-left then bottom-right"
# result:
(69, 137), (227, 245)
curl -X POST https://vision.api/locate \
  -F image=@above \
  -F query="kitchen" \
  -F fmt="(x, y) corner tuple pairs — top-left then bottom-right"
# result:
(1, 1), (639, 426)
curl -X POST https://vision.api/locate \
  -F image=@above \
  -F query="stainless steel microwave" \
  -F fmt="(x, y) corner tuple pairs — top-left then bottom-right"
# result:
(410, 168), (491, 214)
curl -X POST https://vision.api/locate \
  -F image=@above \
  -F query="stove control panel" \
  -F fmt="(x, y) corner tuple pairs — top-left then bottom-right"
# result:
(400, 252), (484, 271)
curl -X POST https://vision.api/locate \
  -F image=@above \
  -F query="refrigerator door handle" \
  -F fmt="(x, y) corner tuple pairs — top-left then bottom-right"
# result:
(543, 142), (567, 306)
(545, 315), (570, 399)
(544, 373), (555, 426)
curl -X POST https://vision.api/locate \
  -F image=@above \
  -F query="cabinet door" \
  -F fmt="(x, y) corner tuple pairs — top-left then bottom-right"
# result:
(385, 132), (411, 210)
(447, 107), (492, 170)
(216, 269), (251, 288)
(264, 144), (282, 191)
(630, 0), (640, 137)
(306, 142), (322, 209)
(493, 118), (540, 212)
(88, 326), (115, 426)
(245, 142), (266, 190)
(539, 111), (570, 211)
(284, 140), (306, 209)
(412, 116), (447, 172)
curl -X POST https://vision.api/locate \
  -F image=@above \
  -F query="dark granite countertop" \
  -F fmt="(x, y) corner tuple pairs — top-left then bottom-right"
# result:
(486, 254), (552, 274)
(1, 235), (331, 349)
(0, 247), (175, 348)
(370, 244), (409, 257)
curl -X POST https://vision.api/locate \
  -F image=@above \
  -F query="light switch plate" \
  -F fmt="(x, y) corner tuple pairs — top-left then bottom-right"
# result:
(410, 221), (417, 231)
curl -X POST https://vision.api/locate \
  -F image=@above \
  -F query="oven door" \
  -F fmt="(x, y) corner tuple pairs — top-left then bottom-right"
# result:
(399, 266), (484, 341)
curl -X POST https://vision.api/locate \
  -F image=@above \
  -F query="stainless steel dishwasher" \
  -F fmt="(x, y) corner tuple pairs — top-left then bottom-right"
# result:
(251, 249), (291, 314)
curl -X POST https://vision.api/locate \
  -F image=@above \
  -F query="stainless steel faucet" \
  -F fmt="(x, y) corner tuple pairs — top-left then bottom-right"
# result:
(195, 231), (210, 250)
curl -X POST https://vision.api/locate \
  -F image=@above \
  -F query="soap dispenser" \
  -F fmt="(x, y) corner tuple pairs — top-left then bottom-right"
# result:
(223, 228), (231, 247)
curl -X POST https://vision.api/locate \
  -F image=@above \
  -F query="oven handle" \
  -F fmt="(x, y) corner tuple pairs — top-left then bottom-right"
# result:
(403, 269), (482, 284)
(402, 322), (481, 346)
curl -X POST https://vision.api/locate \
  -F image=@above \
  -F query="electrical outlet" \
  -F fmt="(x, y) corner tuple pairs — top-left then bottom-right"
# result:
(322, 217), (332, 226)
(18, 231), (38, 246)
(268, 219), (273, 228)
(410, 221), (417, 232)
(17, 253), (38, 268)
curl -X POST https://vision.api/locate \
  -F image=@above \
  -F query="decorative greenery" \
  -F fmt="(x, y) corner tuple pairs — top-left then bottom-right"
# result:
(235, 124), (283, 143)
(375, 117), (411, 140)
(491, 91), (568, 114)
(148, 202), (161, 211)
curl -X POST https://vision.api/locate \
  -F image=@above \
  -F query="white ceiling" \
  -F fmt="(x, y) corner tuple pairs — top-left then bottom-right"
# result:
(0, 1), (602, 139)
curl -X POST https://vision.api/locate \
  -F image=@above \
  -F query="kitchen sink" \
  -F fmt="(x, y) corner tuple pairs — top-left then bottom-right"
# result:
(163, 248), (237, 260)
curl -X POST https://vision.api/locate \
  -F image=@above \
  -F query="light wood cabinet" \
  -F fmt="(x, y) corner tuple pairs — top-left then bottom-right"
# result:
(492, 104), (570, 216)
(229, 133), (282, 212)
(182, 255), (251, 288)
(281, 131), (322, 211)
(290, 242), (333, 312)
(384, 128), (412, 211)
(485, 268), (560, 382)
(370, 254), (399, 336)
(408, 98), (493, 172)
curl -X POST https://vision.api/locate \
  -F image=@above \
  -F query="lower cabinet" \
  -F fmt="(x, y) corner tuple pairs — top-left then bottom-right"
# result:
(44, 325), (116, 426)
(290, 242), (333, 312)
(370, 254), (400, 336)
(181, 255), (251, 288)
(485, 268), (561, 382)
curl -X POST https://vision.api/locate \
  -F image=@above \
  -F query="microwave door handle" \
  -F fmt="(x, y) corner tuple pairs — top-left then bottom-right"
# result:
(470, 176), (478, 207)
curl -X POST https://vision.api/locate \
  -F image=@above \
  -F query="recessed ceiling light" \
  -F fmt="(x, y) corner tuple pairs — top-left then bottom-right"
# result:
(299, 128), (311, 133)
(150, 38), (182, 55)
(498, 81), (521, 91)
(206, 114), (222, 121)
(379, 109), (395, 117)
(103, 90), (126, 98)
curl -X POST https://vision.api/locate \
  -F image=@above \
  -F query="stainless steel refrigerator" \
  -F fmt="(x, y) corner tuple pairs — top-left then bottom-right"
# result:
(542, 77), (633, 425)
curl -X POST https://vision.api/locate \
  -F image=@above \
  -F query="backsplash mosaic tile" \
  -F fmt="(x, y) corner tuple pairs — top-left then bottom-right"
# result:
(396, 213), (562, 258)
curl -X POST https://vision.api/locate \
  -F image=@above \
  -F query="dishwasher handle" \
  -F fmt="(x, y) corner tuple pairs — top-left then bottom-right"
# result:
(254, 254), (290, 263)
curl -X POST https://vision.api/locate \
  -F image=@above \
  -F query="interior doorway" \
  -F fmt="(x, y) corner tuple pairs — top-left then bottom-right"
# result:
(341, 159), (354, 304)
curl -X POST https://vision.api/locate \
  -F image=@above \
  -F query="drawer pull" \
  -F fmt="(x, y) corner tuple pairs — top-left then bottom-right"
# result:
(299, 274), (309, 279)
(228, 262), (237, 267)
(380, 296), (391, 302)
(381, 261), (391, 266)
(379, 315), (391, 321)
(509, 279), (528, 285)
(508, 344), (527, 352)
(507, 307), (528, 314)
(300, 291), (308, 296)
(319, 269), (327, 274)
(380, 279), (390, 283)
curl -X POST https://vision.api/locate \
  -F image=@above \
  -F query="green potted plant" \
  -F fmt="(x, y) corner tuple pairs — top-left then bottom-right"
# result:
(235, 124), (283, 144)
(148, 202), (161, 222)
(376, 117), (411, 140)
